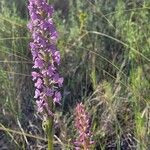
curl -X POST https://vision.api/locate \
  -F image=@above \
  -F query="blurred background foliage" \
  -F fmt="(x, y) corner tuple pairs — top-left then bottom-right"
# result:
(0, 0), (149, 149)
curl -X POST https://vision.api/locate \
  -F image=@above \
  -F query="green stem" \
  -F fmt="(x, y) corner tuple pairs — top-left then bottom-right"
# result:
(46, 97), (54, 150)
(46, 96), (54, 150)
(45, 1), (55, 149)
(44, 52), (54, 150)
(47, 115), (54, 150)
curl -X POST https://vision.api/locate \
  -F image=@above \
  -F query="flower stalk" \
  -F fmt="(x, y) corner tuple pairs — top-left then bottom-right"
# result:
(46, 112), (54, 150)
(27, 0), (63, 149)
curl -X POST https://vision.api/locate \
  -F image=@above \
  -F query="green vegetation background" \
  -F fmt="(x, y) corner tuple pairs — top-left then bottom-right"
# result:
(0, 0), (149, 149)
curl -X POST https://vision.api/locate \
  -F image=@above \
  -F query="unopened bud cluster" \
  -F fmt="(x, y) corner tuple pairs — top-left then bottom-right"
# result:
(74, 103), (94, 150)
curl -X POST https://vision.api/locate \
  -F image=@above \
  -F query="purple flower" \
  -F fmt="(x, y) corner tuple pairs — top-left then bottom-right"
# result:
(46, 44), (57, 54)
(33, 58), (44, 69)
(27, 22), (33, 31)
(53, 92), (61, 104)
(52, 73), (64, 87)
(28, 0), (63, 114)
(50, 31), (58, 43)
(47, 65), (56, 76)
(32, 71), (40, 80)
(35, 78), (43, 89)
(45, 88), (54, 96)
(34, 89), (41, 98)
(36, 99), (44, 113)
(53, 51), (60, 65)
(58, 77), (64, 87)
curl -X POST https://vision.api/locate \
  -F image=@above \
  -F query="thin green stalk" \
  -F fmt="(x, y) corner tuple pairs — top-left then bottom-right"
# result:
(45, 97), (54, 150)
(47, 116), (54, 150)
(44, 48), (54, 150)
